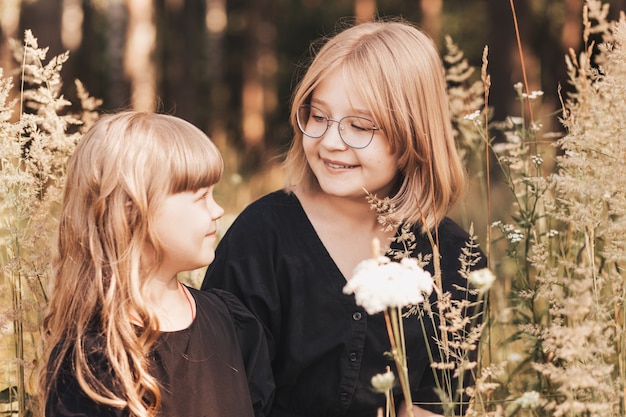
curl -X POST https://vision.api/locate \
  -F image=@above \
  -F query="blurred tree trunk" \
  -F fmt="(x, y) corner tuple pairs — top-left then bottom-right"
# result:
(61, 0), (83, 51)
(103, 1), (129, 110)
(0, 0), (21, 123)
(355, 0), (376, 23)
(420, 0), (442, 42)
(205, 0), (227, 147)
(539, 0), (582, 124)
(155, 0), (211, 126)
(561, 0), (583, 52)
(125, 0), (156, 111)
(487, 0), (522, 123)
(0, 0), (21, 77)
(609, 0), (626, 19)
(241, 0), (277, 169)
(20, 0), (62, 55)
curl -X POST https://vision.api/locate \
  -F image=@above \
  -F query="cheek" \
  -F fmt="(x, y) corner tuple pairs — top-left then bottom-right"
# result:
(367, 144), (398, 168)
(302, 138), (315, 156)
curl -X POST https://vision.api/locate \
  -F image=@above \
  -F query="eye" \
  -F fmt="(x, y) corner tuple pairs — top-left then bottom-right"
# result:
(195, 188), (210, 201)
(348, 117), (374, 132)
(310, 111), (327, 123)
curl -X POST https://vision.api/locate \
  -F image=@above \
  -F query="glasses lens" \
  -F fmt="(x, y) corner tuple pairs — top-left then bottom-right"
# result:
(297, 105), (327, 138)
(339, 117), (376, 148)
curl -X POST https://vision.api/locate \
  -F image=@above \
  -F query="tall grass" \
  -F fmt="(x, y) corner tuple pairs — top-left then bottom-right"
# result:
(0, 30), (100, 417)
(452, 0), (625, 415)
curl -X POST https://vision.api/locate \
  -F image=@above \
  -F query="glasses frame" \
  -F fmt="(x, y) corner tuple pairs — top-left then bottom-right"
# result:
(296, 104), (379, 149)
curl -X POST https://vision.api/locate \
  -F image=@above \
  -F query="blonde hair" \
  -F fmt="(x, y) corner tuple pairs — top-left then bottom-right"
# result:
(283, 19), (464, 230)
(39, 111), (223, 417)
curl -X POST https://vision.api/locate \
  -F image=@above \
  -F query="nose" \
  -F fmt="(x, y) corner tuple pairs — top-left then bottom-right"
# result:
(320, 118), (348, 149)
(208, 199), (224, 220)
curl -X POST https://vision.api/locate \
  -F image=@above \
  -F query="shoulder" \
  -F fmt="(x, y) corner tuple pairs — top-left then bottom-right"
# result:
(234, 190), (301, 223)
(241, 189), (299, 213)
(219, 189), (307, 243)
(408, 217), (474, 252)
(188, 286), (230, 315)
(436, 217), (476, 249)
(409, 217), (487, 271)
(189, 287), (257, 326)
(436, 217), (487, 273)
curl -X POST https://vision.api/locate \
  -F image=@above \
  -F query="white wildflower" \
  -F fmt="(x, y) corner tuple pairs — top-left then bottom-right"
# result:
(464, 110), (481, 121)
(371, 369), (395, 392)
(547, 229), (559, 238)
(507, 230), (524, 243)
(491, 143), (509, 155)
(464, 110), (482, 126)
(503, 130), (521, 144)
(468, 268), (496, 292)
(515, 391), (542, 409)
(503, 224), (515, 232)
(343, 256), (434, 315)
(531, 154), (543, 166)
(521, 90), (544, 100)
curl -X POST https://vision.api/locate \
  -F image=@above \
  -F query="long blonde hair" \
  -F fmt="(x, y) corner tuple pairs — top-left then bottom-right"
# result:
(39, 111), (223, 417)
(284, 19), (464, 230)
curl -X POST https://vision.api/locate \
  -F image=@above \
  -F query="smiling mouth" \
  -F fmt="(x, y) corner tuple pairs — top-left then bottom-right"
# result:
(325, 161), (356, 169)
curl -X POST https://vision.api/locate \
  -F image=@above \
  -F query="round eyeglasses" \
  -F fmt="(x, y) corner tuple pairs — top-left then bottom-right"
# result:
(296, 104), (379, 149)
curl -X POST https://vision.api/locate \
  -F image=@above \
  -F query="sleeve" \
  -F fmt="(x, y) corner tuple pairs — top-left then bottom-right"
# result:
(211, 288), (276, 417)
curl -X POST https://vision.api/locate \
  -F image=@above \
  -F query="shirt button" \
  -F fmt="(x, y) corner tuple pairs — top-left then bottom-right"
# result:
(349, 352), (357, 362)
(352, 312), (362, 321)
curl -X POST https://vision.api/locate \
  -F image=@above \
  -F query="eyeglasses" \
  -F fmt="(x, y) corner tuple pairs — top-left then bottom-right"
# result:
(296, 104), (379, 149)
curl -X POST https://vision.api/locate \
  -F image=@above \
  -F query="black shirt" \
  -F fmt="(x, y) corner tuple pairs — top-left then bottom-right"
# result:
(45, 288), (274, 417)
(202, 190), (486, 417)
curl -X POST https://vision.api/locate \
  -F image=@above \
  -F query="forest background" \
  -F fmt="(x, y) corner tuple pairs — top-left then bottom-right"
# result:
(2, 0), (619, 220)
(1, 0), (626, 416)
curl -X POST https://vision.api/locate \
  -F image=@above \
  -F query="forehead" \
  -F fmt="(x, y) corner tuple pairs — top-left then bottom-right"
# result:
(310, 67), (370, 116)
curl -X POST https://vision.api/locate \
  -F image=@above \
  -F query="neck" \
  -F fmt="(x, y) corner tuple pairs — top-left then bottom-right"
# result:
(143, 276), (195, 332)
(305, 189), (382, 230)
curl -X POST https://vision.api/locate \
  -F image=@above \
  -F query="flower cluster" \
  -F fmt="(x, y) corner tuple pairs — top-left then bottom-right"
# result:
(343, 256), (434, 315)
(467, 268), (496, 293)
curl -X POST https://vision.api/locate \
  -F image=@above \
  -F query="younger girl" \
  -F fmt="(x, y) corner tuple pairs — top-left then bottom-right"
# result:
(40, 112), (273, 417)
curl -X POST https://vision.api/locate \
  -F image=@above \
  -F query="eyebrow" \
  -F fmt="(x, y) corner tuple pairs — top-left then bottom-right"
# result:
(309, 98), (374, 119)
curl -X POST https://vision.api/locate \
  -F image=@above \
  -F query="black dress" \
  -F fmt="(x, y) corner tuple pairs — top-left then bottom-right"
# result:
(45, 287), (274, 417)
(202, 190), (487, 417)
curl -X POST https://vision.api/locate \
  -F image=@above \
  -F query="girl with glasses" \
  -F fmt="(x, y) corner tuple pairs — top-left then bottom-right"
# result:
(203, 19), (486, 417)
(39, 112), (273, 417)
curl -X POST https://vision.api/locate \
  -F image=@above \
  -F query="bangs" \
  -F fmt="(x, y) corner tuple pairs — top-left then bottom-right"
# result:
(167, 135), (223, 194)
(145, 115), (223, 194)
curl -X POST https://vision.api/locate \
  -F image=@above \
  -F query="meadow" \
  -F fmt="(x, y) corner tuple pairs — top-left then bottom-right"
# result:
(0, 0), (624, 416)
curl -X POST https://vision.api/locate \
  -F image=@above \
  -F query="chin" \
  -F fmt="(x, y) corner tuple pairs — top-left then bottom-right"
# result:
(204, 254), (216, 266)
